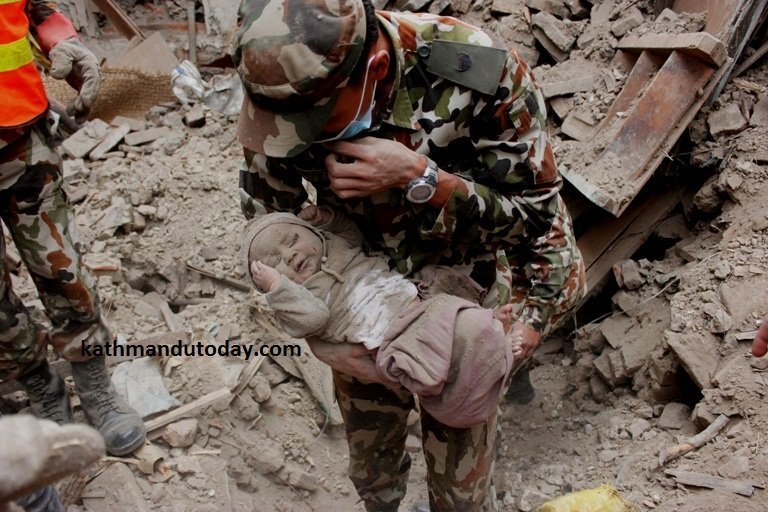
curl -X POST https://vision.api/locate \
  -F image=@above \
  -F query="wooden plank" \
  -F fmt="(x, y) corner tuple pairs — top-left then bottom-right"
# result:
(617, 32), (727, 67)
(91, 0), (145, 40)
(605, 52), (713, 192)
(672, 0), (741, 38)
(733, 29), (768, 77)
(599, 50), (665, 132)
(144, 387), (233, 433)
(566, 51), (715, 216)
(664, 469), (755, 497)
(578, 183), (686, 300)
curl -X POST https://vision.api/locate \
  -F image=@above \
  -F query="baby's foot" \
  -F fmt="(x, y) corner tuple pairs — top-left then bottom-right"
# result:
(494, 304), (524, 358)
(493, 304), (515, 333)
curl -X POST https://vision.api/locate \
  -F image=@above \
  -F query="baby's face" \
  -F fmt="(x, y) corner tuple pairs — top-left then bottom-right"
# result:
(250, 223), (323, 284)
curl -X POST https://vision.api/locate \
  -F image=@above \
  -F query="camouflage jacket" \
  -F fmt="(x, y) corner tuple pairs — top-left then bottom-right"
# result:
(240, 11), (582, 332)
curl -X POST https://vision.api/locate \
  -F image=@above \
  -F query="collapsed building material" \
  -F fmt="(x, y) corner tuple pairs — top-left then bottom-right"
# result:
(658, 414), (729, 466)
(663, 469), (756, 497)
(91, 0), (145, 40)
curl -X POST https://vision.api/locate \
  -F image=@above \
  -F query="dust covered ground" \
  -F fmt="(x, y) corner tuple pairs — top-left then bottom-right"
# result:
(3, 0), (768, 510)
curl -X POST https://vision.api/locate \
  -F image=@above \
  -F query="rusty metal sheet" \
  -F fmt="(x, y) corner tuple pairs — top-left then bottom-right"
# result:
(562, 51), (715, 216)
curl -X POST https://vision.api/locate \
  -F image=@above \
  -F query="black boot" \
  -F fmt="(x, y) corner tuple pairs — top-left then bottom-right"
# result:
(15, 485), (64, 512)
(70, 355), (145, 456)
(504, 365), (536, 405)
(17, 360), (73, 425)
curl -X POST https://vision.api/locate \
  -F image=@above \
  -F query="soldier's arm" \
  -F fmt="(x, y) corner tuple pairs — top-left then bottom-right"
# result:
(423, 52), (579, 331)
(27, 0), (78, 54)
(240, 148), (308, 219)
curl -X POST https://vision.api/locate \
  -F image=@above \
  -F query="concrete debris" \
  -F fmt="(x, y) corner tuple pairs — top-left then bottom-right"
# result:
(531, 11), (577, 53)
(610, 6), (644, 37)
(61, 119), (110, 158)
(82, 462), (150, 512)
(162, 418), (199, 448)
(89, 123), (131, 160)
(9, 0), (763, 510)
(657, 402), (691, 429)
(613, 259), (645, 290)
(124, 126), (172, 146)
(708, 103), (749, 137)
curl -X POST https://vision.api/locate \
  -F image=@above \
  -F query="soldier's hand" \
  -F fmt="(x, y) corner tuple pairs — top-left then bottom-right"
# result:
(324, 137), (425, 198)
(508, 322), (541, 360)
(298, 205), (332, 226)
(306, 337), (393, 386)
(753, 315), (768, 357)
(49, 38), (101, 123)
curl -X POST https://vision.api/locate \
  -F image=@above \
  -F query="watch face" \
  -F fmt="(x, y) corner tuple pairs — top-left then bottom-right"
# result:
(409, 184), (433, 202)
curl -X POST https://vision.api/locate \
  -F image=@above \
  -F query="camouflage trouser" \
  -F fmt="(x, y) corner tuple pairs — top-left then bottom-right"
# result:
(334, 371), (498, 512)
(0, 116), (106, 382)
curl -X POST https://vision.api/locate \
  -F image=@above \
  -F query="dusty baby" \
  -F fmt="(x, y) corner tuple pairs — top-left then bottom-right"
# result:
(243, 206), (521, 428)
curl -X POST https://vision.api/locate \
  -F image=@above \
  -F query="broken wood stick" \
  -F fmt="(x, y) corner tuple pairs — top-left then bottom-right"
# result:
(90, 0), (145, 40)
(658, 414), (729, 466)
(664, 469), (755, 497)
(233, 355), (267, 396)
(186, 262), (251, 292)
(617, 32), (727, 67)
(144, 387), (232, 433)
(141, 292), (185, 333)
(735, 330), (759, 342)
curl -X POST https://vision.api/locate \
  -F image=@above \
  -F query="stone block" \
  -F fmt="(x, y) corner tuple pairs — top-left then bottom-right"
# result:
(708, 103), (748, 137)
(611, 6), (644, 37)
(183, 105), (206, 128)
(657, 402), (691, 429)
(613, 259), (645, 290)
(111, 115), (146, 132)
(61, 119), (110, 158)
(560, 110), (596, 140)
(664, 330), (719, 389)
(532, 11), (575, 51)
(525, 0), (570, 18)
(749, 95), (768, 128)
(491, 0), (525, 14)
(162, 418), (198, 448)
(124, 126), (172, 146)
(89, 124), (130, 160)
(539, 60), (597, 97)
(599, 314), (633, 349)
(548, 96), (573, 119)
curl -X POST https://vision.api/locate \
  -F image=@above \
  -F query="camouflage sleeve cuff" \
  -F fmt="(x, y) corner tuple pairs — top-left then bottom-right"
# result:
(517, 302), (552, 333)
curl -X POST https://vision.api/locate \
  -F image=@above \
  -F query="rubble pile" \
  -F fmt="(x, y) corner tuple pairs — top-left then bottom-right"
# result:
(1, 0), (767, 511)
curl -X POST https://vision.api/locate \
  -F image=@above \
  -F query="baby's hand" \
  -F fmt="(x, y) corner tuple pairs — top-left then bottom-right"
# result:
(298, 205), (332, 226)
(250, 261), (281, 292)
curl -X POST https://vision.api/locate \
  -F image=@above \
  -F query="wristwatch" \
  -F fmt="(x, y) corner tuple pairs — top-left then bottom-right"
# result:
(404, 156), (439, 204)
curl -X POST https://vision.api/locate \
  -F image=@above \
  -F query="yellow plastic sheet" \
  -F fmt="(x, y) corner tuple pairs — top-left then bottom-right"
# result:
(537, 484), (635, 512)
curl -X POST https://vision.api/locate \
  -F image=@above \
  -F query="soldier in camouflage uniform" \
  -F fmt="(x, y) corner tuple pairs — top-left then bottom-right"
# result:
(232, 0), (585, 510)
(1, 0), (145, 464)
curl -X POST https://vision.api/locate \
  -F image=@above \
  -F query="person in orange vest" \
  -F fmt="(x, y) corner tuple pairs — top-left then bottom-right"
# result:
(0, 2), (145, 496)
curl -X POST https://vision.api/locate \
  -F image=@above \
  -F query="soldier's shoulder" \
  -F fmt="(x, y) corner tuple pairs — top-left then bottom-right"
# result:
(388, 12), (508, 95)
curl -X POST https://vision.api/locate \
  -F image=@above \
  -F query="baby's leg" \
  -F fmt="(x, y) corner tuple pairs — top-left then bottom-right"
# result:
(493, 304), (523, 357)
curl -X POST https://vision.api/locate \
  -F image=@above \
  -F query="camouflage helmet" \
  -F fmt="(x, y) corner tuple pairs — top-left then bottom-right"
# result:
(232, 0), (369, 158)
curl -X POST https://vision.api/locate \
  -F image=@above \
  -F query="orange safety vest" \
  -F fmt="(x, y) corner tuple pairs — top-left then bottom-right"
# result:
(0, 0), (48, 129)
